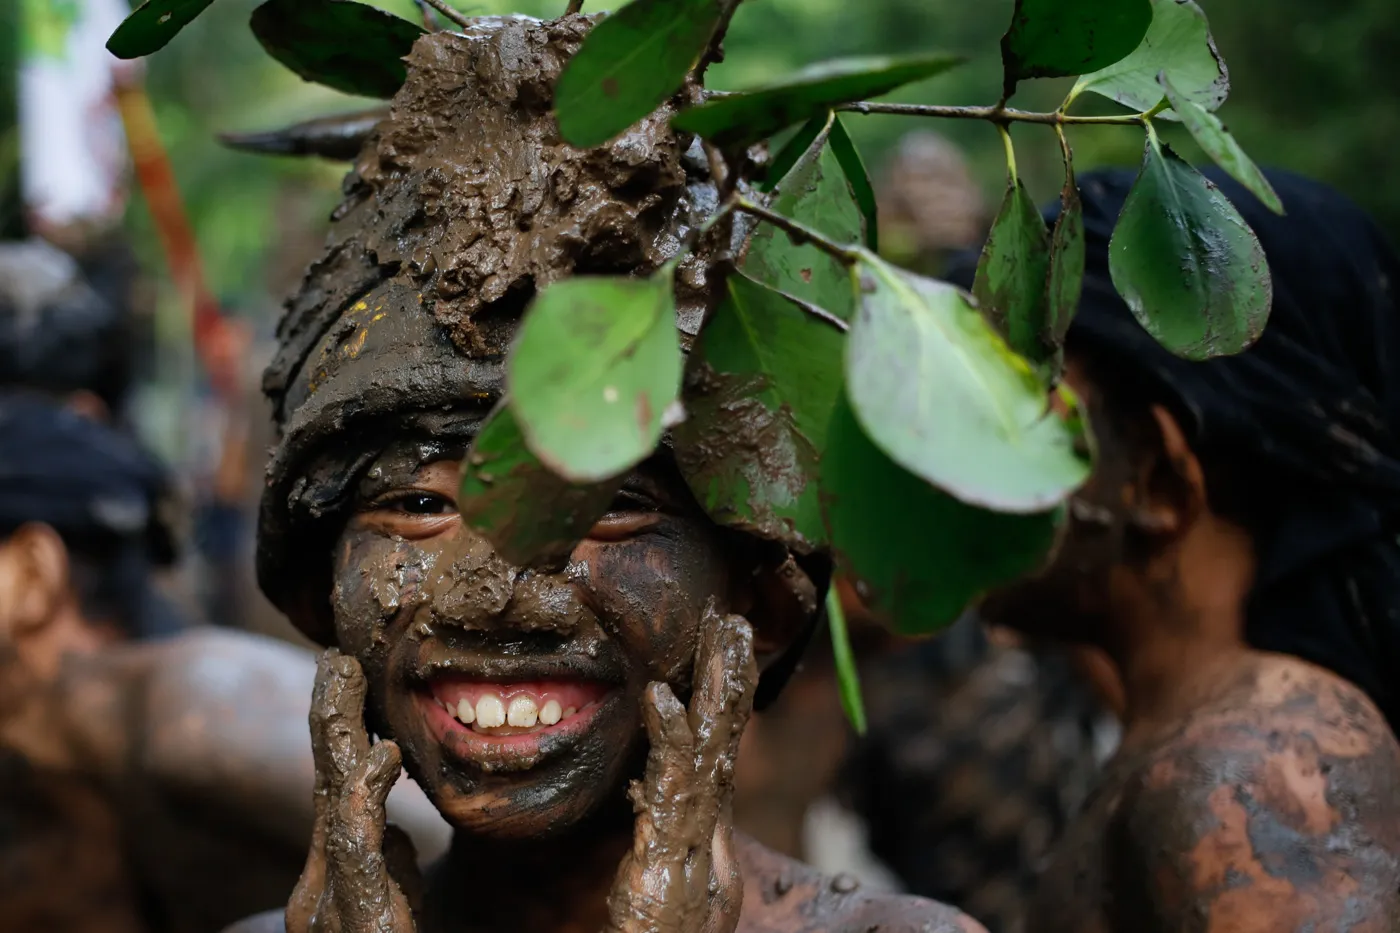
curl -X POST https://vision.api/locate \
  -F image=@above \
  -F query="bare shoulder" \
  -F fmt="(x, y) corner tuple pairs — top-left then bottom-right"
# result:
(1107, 657), (1400, 932)
(737, 835), (987, 933)
(222, 909), (285, 933)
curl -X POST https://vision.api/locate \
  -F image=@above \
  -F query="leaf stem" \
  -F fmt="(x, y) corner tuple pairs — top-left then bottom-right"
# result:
(999, 124), (1017, 185)
(837, 101), (1148, 126)
(419, 0), (472, 28)
(734, 198), (861, 266)
(827, 587), (867, 736)
(565, 0), (585, 12)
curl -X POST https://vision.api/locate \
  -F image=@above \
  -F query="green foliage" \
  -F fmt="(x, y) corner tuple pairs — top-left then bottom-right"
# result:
(821, 394), (1063, 634)
(1109, 135), (1272, 360)
(554, 0), (723, 148)
(825, 587), (866, 735)
(1045, 160), (1086, 373)
(673, 272), (842, 552)
(107, 0), (218, 59)
(973, 177), (1052, 365)
(1001, 0), (1151, 94)
(826, 117), (879, 251)
(671, 53), (965, 149)
(249, 0), (423, 99)
(1160, 76), (1283, 215)
(845, 253), (1092, 512)
(509, 270), (683, 483)
(1071, 0), (1227, 115)
(458, 404), (621, 567)
(743, 113), (863, 321)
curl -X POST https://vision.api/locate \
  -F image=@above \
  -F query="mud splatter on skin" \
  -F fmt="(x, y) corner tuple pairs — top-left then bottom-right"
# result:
(331, 447), (733, 839)
(1026, 658), (1400, 933)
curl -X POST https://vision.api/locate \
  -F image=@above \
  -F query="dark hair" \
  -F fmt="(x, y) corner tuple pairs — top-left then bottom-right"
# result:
(0, 239), (134, 410)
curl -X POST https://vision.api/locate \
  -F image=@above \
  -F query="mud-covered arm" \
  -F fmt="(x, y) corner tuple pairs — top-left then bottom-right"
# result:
(68, 629), (450, 863)
(1107, 708), (1400, 932)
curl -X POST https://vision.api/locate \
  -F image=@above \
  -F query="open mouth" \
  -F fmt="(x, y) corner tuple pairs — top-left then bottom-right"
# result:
(416, 676), (618, 771)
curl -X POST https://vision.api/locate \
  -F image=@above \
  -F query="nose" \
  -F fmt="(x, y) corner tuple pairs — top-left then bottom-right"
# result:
(414, 526), (585, 635)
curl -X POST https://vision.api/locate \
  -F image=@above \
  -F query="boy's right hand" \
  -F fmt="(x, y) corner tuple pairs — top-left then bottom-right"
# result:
(287, 650), (420, 933)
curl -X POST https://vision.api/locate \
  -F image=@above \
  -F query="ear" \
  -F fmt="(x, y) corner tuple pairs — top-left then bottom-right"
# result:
(729, 549), (818, 667)
(0, 524), (71, 636)
(1129, 405), (1207, 539)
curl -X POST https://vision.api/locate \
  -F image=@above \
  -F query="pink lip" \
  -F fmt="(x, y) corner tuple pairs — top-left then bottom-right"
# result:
(416, 690), (611, 772)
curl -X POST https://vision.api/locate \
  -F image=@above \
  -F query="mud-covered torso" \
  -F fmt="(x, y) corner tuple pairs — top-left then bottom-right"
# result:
(1027, 655), (1400, 933)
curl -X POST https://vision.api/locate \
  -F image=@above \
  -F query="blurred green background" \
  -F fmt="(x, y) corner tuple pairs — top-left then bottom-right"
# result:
(2, 0), (1398, 349)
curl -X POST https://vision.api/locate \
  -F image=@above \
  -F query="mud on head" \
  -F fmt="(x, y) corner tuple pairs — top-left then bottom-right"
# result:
(257, 15), (821, 838)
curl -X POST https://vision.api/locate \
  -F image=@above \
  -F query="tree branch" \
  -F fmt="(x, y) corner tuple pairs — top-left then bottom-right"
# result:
(734, 198), (861, 266)
(418, 0), (472, 29)
(565, 0), (585, 13)
(836, 101), (1148, 126)
(412, 0), (439, 30)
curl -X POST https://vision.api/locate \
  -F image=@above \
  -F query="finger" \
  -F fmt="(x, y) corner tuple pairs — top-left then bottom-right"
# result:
(691, 610), (756, 788)
(700, 802), (743, 933)
(326, 740), (403, 928)
(635, 682), (698, 859)
(285, 786), (331, 933)
(310, 649), (372, 794)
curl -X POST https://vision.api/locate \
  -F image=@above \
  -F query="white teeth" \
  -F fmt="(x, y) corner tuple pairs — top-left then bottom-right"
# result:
(538, 699), (562, 726)
(475, 693), (506, 728)
(507, 695), (539, 728)
(456, 697), (475, 724)
(563, 706), (577, 720)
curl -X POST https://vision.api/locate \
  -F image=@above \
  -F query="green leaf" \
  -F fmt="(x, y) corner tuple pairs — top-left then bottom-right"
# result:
(107, 0), (216, 59)
(973, 179), (1052, 365)
(743, 113), (862, 322)
(1110, 138), (1271, 360)
(672, 53), (965, 150)
(458, 404), (620, 567)
(554, 0), (723, 149)
(821, 394), (1063, 635)
(759, 116), (827, 192)
(510, 270), (682, 483)
(845, 253), (1092, 512)
(673, 273), (842, 552)
(250, 0), (424, 100)
(1046, 161), (1086, 365)
(828, 117), (879, 252)
(1072, 0), (1227, 115)
(1001, 0), (1151, 95)
(1160, 75), (1284, 215)
(826, 587), (866, 734)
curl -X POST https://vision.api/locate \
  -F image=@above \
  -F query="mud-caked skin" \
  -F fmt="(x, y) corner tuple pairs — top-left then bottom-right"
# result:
(236, 449), (983, 933)
(1036, 657), (1400, 933)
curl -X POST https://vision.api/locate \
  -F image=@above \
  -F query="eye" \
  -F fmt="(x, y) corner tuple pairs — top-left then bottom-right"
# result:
(382, 492), (456, 515)
(607, 488), (659, 514)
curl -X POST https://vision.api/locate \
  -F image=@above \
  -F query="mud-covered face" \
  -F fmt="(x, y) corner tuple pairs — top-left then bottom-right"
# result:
(330, 428), (735, 838)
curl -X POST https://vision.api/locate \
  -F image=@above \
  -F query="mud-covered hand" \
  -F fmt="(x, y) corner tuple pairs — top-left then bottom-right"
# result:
(604, 602), (757, 933)
(287, 650), (421, 933)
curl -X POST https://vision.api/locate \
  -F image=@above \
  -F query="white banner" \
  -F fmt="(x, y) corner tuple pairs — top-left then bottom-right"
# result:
(19, 0), (137, 229)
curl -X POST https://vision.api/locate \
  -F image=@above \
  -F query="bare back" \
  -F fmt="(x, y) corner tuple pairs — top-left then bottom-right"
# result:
(1029, 655), (1400, 933)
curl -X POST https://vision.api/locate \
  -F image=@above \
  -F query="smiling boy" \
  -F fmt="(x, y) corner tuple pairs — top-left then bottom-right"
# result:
(230, 14), (983, 933)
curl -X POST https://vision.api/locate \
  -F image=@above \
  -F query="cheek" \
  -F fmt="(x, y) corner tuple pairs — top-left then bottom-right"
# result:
(331, 529), (442, 668)
(572, 528), (729, 686)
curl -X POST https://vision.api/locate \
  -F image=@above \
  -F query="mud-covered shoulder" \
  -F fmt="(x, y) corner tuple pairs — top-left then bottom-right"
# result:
(737, 835), (987, 933)
(1105, 657), (1400, 932)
